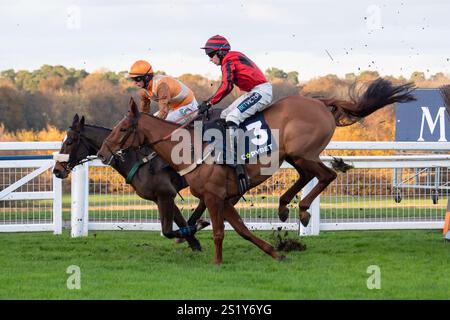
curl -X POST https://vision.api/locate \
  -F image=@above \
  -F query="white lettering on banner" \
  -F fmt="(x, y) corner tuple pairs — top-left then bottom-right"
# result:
(417, 107), (447, 142)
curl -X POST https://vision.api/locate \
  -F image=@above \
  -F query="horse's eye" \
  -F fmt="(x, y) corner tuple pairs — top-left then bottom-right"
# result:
(120, 128), (127, 132)
(65, 138), (73, 145)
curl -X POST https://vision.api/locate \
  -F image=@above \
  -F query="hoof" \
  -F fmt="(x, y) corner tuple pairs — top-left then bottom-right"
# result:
(196, 219), (210, 231)
(300, 211), (311, 227)
(190, 244), (202, 252)
(278, 206), (289, 222)
(186, 236), (202, 252)
(175, 238), (186, 244)
(277, 254), (287, 261)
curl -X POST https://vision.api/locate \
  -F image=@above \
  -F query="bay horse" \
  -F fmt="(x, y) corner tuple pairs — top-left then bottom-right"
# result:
(97, 78), (415, 264)
(53, 114), (209, 251)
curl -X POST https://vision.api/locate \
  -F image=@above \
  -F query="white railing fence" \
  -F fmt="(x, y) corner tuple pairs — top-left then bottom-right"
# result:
(74, 142), (450, 236)
(318, 155), (449, 232)
(0, 141), (449, 236)
(0, 142), (62, 233)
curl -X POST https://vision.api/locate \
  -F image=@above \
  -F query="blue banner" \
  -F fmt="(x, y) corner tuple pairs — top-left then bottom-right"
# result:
(395, 89), (450, 142)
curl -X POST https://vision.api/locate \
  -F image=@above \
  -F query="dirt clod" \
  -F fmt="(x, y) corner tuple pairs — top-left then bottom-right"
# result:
(271, 228), (307, 252)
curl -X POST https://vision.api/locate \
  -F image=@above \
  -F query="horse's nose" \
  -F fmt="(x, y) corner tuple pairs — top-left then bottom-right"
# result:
(53, 168), (63, 179)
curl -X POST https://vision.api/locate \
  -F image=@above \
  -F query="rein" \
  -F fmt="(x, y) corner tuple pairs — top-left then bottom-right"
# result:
(59, 126), (155, 184)
(62, 129), (99, 171)
(146, 108), (201, 147)
(102, 115), (141, 162)
(106, 108), (203, 168)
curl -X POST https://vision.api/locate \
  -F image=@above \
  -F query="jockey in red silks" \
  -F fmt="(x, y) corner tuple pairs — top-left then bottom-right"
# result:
(198, 35), (273, 193)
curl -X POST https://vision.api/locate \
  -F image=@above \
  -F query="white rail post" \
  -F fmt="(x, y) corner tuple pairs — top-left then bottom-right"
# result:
(300, 178), (320, 236)
(71, 163), (89, 237)
(52, 172), (62, 235)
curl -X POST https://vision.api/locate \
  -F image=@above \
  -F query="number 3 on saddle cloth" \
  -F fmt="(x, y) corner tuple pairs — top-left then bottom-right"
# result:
(203, 112), (277, 171)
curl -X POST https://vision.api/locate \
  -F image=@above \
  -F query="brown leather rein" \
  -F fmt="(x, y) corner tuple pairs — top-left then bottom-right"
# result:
(145, 108), (202, 147)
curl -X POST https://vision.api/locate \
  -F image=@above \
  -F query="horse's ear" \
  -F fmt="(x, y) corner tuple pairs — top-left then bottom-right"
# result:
(79, 116), (85, 129)
(129, 97), (139, 117)
(72, 114), (79, 126)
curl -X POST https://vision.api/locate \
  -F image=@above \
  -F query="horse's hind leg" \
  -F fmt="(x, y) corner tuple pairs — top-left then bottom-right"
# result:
(187, 200), (207, 226)
(278, 159), (314, 222)
(223, 201), (282, 260)
(296, 159), (337, 226)
(187, 196), (240, 226)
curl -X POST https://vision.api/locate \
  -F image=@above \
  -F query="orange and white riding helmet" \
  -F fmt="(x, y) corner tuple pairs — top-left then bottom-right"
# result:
(128, 60), (153, 78)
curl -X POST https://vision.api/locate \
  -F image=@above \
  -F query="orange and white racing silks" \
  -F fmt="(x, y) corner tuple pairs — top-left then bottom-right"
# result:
(140, 75), (198, 124)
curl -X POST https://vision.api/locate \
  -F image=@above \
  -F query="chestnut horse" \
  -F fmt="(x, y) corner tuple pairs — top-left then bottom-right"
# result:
(97, 78), (415, 264)
(53, 114), (209, 251)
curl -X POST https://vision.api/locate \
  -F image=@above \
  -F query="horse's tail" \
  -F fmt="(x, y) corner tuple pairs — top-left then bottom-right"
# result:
(439, 85), (450, 118)
(319, 78), (416, 127)
(331, 157), (354, 173)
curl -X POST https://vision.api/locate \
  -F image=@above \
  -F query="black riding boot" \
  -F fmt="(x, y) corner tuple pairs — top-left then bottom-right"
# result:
(226, 121), (249, 195)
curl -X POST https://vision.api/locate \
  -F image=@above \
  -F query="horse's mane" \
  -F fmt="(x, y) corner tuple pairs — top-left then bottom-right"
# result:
(84, 123), (112, 131)
(440, 85), (450, 120)
(140, 112), (184, 128)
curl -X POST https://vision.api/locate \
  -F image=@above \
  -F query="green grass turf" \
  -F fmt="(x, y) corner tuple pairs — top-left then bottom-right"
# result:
(0, 229), (449, 299)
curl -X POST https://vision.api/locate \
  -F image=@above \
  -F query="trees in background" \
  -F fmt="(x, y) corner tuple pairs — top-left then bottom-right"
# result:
(0, 85), (26, 131)
(0, 64), (449, 142)
(265, 67), (299, 86)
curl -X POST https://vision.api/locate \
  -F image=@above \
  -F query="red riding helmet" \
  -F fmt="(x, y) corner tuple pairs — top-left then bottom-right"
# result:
(201, 35), (231, 55)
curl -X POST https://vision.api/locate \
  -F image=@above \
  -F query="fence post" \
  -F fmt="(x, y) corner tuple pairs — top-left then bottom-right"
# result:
(52, 172), (62, 235)
(71, 163), (89, 237)
(300, 178), (320, 236)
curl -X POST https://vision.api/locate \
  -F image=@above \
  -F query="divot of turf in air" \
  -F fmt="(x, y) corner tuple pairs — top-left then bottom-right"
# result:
(271, 227), (307, 252)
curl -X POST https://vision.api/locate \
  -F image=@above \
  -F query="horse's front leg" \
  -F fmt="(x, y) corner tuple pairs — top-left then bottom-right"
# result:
(203, 192), (225, 265)
(187, 199), (207, 226)
(156, 194), (207, 250)
(223, 201), (282, 260)
(187, 196), (240, 226)
(172, 201), (204, 251)
(156, 195), (177, 239)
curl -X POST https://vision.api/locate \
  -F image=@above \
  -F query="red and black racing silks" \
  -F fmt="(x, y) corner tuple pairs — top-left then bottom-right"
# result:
(202, 35), (231, 51)
(209, 51), (268, 105)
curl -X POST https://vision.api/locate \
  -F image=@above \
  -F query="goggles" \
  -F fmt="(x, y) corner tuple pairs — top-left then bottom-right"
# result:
(206, 49), (217, 58)
(131, 76), (144, 82)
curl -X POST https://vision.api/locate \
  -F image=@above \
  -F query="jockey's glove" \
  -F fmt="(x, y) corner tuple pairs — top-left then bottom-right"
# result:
(197, 101), (211, 114)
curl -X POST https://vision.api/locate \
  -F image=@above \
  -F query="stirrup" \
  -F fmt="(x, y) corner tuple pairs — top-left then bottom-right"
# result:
(236, 164), (249, 194)
(226, 121), (248, 193)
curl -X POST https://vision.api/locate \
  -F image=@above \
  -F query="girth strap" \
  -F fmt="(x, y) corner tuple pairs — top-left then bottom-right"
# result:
(125, 152), (157, 184)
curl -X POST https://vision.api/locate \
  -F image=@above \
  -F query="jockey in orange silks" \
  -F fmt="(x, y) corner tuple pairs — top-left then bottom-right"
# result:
(128, 60), (198, 124)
